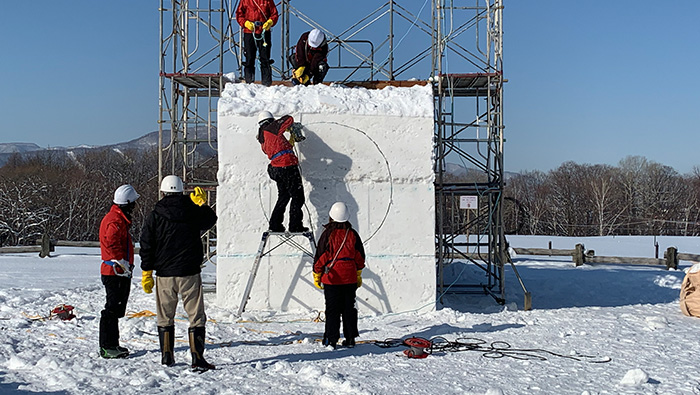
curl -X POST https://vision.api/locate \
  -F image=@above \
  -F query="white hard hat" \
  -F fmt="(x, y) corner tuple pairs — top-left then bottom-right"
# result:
(160, 175), (184, 193)
(329, 202), (349, 223)
(258, 111), (274, 125)
(113, 184), (140, 205)
(308, 29), (325, 48)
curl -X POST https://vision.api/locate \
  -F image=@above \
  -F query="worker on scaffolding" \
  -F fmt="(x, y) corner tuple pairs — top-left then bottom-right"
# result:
(290, 29), (329, 86)
(236, 0), (279, 87)
(257, 110), (308, 233)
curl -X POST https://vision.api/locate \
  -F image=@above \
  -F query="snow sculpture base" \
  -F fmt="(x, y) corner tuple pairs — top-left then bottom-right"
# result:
(216, 83), (435, 314)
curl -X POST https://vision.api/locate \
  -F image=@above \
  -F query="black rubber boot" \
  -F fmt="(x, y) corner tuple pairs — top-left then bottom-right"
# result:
(158, 326), (175, 366)
(189, 327), (215, 372)
(322, 335), (337, 349)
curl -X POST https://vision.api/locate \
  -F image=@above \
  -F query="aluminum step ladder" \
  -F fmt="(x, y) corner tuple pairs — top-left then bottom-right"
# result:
(237, 230), (316, 316)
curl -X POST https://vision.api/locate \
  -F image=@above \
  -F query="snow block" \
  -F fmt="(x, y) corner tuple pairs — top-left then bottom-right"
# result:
(216, 83), (435, 314)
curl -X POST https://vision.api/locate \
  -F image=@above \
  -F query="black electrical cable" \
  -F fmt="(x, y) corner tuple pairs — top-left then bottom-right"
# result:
(374, 336), (611, 363)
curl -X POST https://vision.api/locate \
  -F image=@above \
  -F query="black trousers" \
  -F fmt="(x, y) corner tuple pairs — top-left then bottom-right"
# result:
(243, 31), (272, 86)
(267, 164), (305, 230)
(99, 275), (131, 348)
(323, 283), (358, 344)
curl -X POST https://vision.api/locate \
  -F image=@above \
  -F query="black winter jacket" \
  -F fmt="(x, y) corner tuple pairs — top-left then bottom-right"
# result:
(139, 194), (217, 277)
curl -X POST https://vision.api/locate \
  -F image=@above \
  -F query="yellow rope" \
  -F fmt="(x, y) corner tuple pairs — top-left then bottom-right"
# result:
(22, 312), (46, 321)
(126, 310), (156, 318)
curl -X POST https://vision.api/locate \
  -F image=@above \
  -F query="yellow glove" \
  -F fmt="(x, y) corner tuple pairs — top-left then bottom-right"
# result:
(244, 20), (255, 31)
(142, 270), (154, 294)
(313, 272), (323, 289)
(293, 66), (306, 80)
(356, 270), (362, 288)
(294, 74), (310, 85)
(262, 19), (273, 31)
(190, 186), (207, 206)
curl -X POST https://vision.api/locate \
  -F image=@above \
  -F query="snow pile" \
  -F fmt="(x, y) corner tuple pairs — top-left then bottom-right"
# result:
(687, 262), (700, 273)
(218, 83), (433, 118)
(619, 368), (650, 386)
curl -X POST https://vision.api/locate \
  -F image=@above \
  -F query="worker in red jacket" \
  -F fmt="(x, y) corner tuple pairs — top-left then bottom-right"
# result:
(236, 0), (279, 86)
(291, 29), (329, 85)
(257, 110), (308, 233)
(313, 202), (365, 349)
(98, 184), (140, 359)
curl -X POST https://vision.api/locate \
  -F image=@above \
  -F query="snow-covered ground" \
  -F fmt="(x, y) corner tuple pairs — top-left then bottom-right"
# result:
(2, 235), (700, 394)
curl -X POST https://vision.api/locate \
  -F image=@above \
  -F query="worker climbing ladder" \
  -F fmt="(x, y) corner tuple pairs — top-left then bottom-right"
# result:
(237, 230), (317, 316)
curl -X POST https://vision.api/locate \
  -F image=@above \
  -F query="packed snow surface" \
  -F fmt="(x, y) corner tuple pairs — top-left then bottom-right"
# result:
(2, 235), (700, 394)
(218, 83), (434, 118)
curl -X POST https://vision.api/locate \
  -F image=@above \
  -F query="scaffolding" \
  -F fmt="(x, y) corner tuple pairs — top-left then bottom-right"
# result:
(158, 0), (508, 302)
(431, 2), (506, 302)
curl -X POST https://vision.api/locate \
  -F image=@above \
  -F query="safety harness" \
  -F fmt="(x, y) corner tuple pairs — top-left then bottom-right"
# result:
(322, 229), (350, 274)
(103, 260), (133, 278)
(270, 149), (293, 161)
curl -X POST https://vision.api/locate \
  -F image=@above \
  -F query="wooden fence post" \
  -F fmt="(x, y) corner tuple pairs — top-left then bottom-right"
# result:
(573, 243), (585, 266)
(664, 247), (678, 270)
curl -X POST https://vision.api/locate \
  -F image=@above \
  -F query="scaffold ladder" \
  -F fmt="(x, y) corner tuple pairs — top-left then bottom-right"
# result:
(237, 230), (317, 316)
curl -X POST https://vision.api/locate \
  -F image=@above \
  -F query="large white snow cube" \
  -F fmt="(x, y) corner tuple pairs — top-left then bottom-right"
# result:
(216, 83), (435, 314)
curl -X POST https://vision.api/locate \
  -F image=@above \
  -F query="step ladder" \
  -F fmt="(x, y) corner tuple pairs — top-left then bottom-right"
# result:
(237, 230), (317, 316)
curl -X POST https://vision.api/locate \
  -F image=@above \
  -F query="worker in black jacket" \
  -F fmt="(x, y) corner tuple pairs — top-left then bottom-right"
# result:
(291, 28), (329, 85)
(139, 175), (217, 372)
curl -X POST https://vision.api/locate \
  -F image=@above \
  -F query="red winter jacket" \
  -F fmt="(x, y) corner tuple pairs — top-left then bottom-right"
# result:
(236, 0), (279, 34)
(313, 222), (366, 285)
(257, 115), (299, 168)
(99, 204), (135, 276)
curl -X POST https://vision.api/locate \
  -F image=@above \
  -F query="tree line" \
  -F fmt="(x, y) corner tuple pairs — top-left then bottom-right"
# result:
(0, 149), (159, 246)
(2, 151), (699, 247)
(503, 156), (700, 236)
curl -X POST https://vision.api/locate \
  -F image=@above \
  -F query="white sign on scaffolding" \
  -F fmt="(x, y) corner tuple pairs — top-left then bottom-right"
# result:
(459, 195), (478, 210)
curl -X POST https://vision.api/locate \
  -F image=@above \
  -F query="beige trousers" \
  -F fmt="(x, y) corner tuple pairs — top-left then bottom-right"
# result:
(155, 274), (206, 327)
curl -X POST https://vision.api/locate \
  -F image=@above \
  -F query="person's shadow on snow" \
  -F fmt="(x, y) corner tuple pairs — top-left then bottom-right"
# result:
(276, 124), (382, 311)
(295, 125), (357, 231)
(293, 123), (393, 313)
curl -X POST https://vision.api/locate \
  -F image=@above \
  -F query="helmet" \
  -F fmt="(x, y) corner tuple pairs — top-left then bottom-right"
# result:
(258, 111), (274, 125)
(329, 202), (349, 222)
(160, 175), (184, 193)
(113, 184), (140, 205)
(308, 29), (325, 48)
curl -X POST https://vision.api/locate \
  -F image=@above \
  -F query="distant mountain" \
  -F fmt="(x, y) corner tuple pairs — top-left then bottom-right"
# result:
(0, 130), (217, 167)
(0, 142), (43, 154)
(2, 135), (515, 178)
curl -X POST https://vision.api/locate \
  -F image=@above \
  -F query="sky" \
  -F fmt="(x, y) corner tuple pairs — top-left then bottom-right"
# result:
(1, 1), (699, 173)
(2, 235), (700, 393)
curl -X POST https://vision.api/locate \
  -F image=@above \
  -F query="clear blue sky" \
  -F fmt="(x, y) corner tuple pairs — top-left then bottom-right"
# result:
(1, 1), (699, 174)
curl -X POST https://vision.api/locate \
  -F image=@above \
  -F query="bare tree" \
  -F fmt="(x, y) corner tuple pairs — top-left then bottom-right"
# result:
(586, 164), (625, 236)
